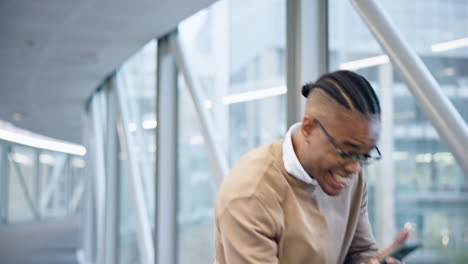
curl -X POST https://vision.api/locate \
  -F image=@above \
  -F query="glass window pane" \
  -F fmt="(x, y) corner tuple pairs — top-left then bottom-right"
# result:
(177, 75), (217, 264)
(118, 40), (157, 216)
(177, 0), (286, 262)
(118, 142), (141, 264)
(228, 0), (286, 164)
(116, 40), (157, 264)
(329, 0), (468, 262)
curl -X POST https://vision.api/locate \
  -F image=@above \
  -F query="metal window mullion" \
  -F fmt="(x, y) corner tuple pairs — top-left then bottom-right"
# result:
(286, 0), (303, 126)
(33, 150), (41, 218)
(10, 159), (40, 219)
(65, 158), (72, 214)
(116, 71), (155, 264)
(91, 91), (108, 264)
(0, 144), (11, 223)
(104, 79), (119, 264)
(82, 111), (96, 264)
(351, 0), (468, 175)
(172, 33), (229, 186)
(286, 0), (328, 127)
(155, 34), (178, 264)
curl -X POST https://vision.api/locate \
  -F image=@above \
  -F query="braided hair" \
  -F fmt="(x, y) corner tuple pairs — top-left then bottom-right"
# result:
(302, 70), (381, 115)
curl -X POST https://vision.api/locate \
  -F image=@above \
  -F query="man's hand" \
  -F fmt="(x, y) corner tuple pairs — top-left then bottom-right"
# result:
(378, 228), (410, 259)
(382, 257), (404, 264)
(360, 258), (379, 264)
(361, 227), (410, 264)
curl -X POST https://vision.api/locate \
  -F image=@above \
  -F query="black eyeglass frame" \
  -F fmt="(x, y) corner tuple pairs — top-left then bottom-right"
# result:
(314, 119), (382, 165)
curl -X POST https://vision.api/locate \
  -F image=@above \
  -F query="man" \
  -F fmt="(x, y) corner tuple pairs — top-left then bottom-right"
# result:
(215, 70), (404, 263)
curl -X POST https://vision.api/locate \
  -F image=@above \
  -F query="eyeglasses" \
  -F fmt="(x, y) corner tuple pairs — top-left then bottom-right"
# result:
(315, 119), (382, 165)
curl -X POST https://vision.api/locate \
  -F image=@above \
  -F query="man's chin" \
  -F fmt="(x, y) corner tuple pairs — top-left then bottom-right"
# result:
(317, 174), (346, 196)
(318, 182), (343, 196)
(324, 188), (342, 196)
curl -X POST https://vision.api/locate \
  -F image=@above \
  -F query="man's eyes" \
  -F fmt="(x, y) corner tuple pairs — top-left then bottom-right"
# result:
(340, 152), (371, 159)
(339, 152), (355, 158)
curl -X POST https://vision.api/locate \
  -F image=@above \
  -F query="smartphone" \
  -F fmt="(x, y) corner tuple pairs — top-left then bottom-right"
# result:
(380, 242), (422, 264)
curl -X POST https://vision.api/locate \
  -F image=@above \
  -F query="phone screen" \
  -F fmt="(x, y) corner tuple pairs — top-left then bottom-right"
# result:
(380, 242), (422, 264)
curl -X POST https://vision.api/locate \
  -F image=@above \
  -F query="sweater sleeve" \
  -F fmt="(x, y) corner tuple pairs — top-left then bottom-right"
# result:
(345, 179), (379, 264)
(215, 196), (279, 264)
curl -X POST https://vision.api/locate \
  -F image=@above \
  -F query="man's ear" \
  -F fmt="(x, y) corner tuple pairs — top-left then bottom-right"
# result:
(301, 115), (318, 137)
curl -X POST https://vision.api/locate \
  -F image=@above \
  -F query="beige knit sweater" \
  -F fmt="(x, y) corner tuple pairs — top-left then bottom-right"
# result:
(215, 140), (378, 264)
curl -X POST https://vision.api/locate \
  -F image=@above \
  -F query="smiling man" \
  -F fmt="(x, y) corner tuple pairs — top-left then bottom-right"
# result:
(215, 70), (401, 264)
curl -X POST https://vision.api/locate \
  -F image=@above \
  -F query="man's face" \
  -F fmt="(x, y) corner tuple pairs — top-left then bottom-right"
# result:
(301, 112), (380, 196)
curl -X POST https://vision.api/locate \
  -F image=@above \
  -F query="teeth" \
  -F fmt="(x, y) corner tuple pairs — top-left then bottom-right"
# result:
(333, 173), (349, 184)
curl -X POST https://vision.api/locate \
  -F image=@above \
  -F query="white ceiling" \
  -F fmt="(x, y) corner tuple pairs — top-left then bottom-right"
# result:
(0, 0), (216, 143)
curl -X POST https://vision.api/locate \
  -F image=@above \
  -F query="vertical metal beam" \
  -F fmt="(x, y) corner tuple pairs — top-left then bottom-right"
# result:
(91, 91), (107, 264)
(375, 64), (395, 247)
(0, 144), (10, 223)
(172, 32), (229, 186)
(0, 144), (3, 223)
(33, 150), (41, 218)
(104, 80), (119, 264)
(64, 156), (71, 214)
(286, 0), (303, 126)
(57, 158), (68, 215)
(81, 112), (96, 264)
(351, 0), (468, 175)
(51, 161), (61, 215)
(116, 70), (155, 264)
(155, 34), (178, 264)
(286, 0), (328, 126)
(11, 159), (41, 219)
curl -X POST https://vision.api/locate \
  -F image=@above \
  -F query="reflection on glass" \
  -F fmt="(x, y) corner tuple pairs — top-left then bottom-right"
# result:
(329, 0), (468, 262)
(229, 0), (286, 164)
(119, 40), (157, 218)
(118, 143), (141, 264)
(177, 75), (217, 264)
(177, 0), (286, 262)
(116, 40), (157, 264)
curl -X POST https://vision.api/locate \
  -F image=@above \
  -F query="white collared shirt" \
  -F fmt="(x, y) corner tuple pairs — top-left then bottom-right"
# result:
(282, 123), (318, 185)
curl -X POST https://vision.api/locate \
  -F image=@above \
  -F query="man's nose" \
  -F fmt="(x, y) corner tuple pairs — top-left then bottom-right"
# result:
(343, 159), (362, 174)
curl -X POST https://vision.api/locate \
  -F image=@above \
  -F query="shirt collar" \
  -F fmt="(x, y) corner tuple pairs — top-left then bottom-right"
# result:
(282, 123), (317, 185)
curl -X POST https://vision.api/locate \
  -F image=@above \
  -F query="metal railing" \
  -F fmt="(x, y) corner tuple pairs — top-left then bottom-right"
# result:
(0, 140), (85, 224)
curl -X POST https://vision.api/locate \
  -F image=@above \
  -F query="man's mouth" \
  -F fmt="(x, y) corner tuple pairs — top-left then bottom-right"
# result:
(329, 171), (352, 189)
(333, 172), (349, 184)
